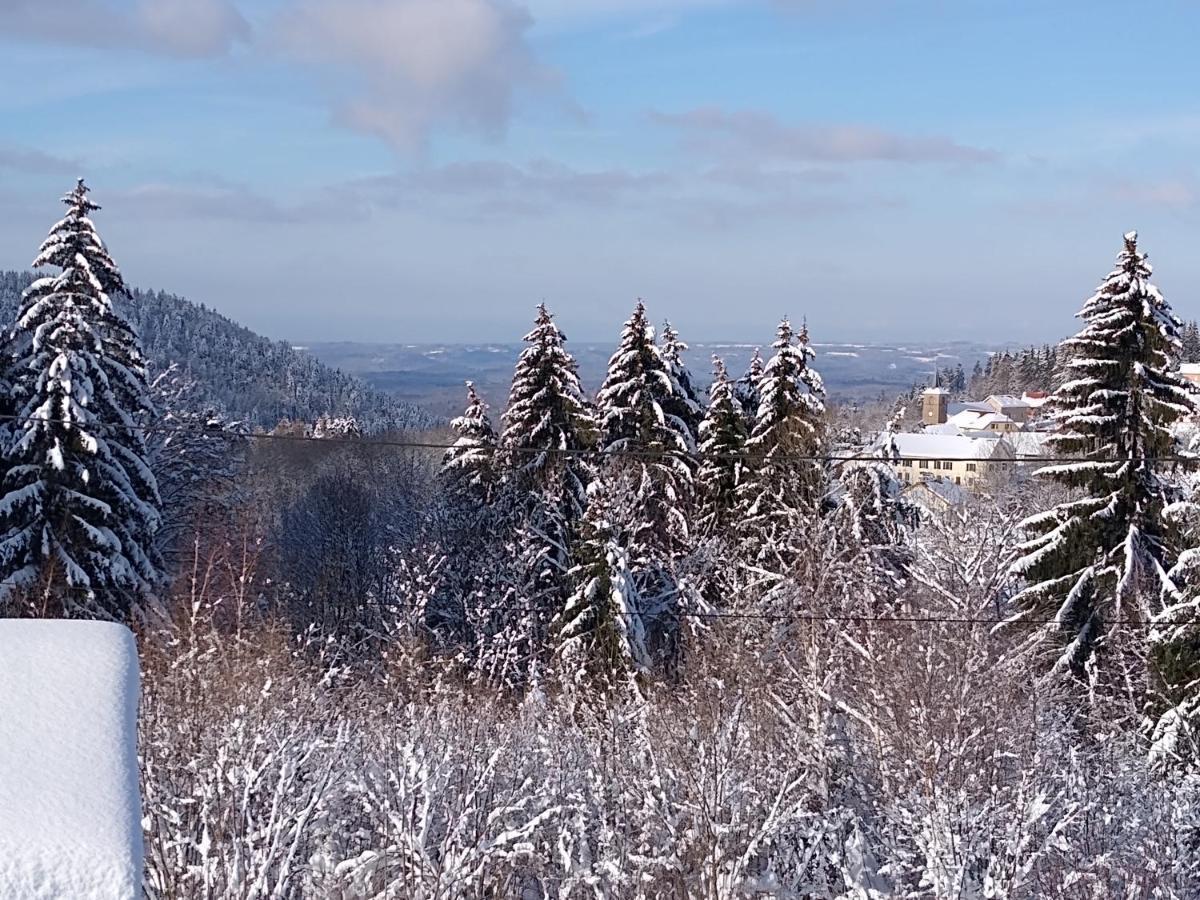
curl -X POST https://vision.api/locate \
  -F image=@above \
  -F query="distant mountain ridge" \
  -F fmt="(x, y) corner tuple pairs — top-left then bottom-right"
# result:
(0, 271), (435, 432)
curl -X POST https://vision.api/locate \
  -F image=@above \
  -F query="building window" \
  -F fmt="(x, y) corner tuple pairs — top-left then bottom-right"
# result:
(966, 463), (977, 472)
(918, 460), (929, 469)
(955, 477), (961, 485)
(901, 459), (912, 468)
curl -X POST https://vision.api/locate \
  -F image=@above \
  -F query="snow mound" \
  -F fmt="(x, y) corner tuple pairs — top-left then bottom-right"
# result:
(0, 620), (142, 899)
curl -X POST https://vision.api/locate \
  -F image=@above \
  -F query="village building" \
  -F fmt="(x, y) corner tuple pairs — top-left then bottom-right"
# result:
(891, 431), (1014, 488)
(886, 386), (1053, 493)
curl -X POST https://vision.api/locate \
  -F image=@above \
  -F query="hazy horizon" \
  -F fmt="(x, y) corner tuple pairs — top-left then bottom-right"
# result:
(4, 1), (1199, 344)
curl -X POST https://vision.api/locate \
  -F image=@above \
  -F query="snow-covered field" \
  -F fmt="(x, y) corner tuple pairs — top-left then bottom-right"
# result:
(0, 621), (142, 900)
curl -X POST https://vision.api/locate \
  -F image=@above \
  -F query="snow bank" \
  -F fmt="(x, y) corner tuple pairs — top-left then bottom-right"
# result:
(0, 620), (142, 899)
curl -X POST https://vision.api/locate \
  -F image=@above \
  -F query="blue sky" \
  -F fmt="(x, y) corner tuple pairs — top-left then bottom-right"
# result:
(1, 0), (1199, 345)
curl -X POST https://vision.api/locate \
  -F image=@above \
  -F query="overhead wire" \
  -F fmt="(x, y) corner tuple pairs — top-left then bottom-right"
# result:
(1, 411), (1198, 467)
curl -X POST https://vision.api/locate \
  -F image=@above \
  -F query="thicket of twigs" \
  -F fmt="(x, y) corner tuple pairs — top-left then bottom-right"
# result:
(135, 469), (1200, 899)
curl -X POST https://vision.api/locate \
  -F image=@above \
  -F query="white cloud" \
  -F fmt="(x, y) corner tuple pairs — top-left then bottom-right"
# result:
(273, 0), (549, 150)
(134, 0), (250, 57)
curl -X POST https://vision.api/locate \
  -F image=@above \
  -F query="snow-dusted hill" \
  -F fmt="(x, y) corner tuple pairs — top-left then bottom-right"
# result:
(0, 271), (437, 433)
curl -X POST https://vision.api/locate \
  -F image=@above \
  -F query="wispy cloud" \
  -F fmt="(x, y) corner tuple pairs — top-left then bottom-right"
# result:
(323, 154), (891, 227)
(79, 151), (893, 230)
(652, 107), (999, 165)
(329, 158), (671, 219)
(0, 145), (80, 175)
(272, 0), (553, 151)
(0, 0), (250, 58)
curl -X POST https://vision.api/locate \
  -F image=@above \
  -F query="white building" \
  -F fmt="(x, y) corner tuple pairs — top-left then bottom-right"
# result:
(891, 431), (1014, 488)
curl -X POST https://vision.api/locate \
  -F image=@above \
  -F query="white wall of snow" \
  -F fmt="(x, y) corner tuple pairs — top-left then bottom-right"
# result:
(0, 620), (142, 899)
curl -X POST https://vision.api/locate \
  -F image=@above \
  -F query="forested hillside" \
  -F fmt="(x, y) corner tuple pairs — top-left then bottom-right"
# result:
(2, 186), (1199, 898)
(0, 270), (434, 432)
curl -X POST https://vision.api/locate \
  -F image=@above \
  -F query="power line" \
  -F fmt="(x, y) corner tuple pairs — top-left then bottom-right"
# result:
(3, 411), (1199, 467)
(28, 578), (1200, 632)
(453, 599), (1200, 630)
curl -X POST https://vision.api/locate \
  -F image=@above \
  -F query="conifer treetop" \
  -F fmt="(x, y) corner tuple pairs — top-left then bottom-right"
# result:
(441, 381), (497, 500)
(31, 179), (126, 302)
(696, 355), (749, 536)
(0, 180), (162, 618)
(596, 300), (685, 452)
(1011, 231), (1197, 684)
(748, 317), (825, 451)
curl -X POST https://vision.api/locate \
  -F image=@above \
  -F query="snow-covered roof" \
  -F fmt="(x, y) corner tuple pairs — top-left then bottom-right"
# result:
(948, 408), (1014, 428)
(923, 422), (961, 435)
(975, 412), (1015, 428)
(1007, 431), (1056, 458)
(1021, 392), (1050, 407)
(947, 401), (991, 416)
(1180, 363), (1200, 375)
(922, 386), (949, 395)
(986, 394), (1030, 409)
(894, 432), (1007, 460)
(947, 409), (985, 425)
(0, 621), (143, 898)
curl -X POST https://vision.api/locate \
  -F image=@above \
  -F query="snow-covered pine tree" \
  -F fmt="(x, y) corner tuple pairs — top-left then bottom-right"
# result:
(734, 347), (764, 422)
(0, 180), (163, 619)
(595, 301), (694, 561)
(659, 320), (702, 445)
(556, 478), (650, 690)
(501, 304), (595, 511)
(491, 304), (596, 679)
(1011, 232), (1196, 692)
(696, 356), (748, 538)
(440, 381), (497, 504)
(590, 301), (696, 670)
(430, 383), (501, 660)
(736, 318), (826, 563)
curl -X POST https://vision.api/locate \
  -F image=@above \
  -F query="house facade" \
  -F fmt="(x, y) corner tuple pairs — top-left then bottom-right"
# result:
(891, 431), (1014, 488)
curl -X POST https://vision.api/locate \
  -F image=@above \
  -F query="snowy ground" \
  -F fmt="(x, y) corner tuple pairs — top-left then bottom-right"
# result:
(0, 620), (142, 899)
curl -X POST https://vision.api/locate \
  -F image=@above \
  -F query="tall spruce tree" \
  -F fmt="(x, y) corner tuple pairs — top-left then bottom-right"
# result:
(434, 384), (500, 652)
(587, 301), (697, 670)
(1011, 232), (1195, 689)
(659, 320), (702, 445)
(595, 301), (694, 561)
(0, 180), (162, 619)
(696, 356), (748, 538)
(736, 318), (826, 561)
(492, 304), (595, 678)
